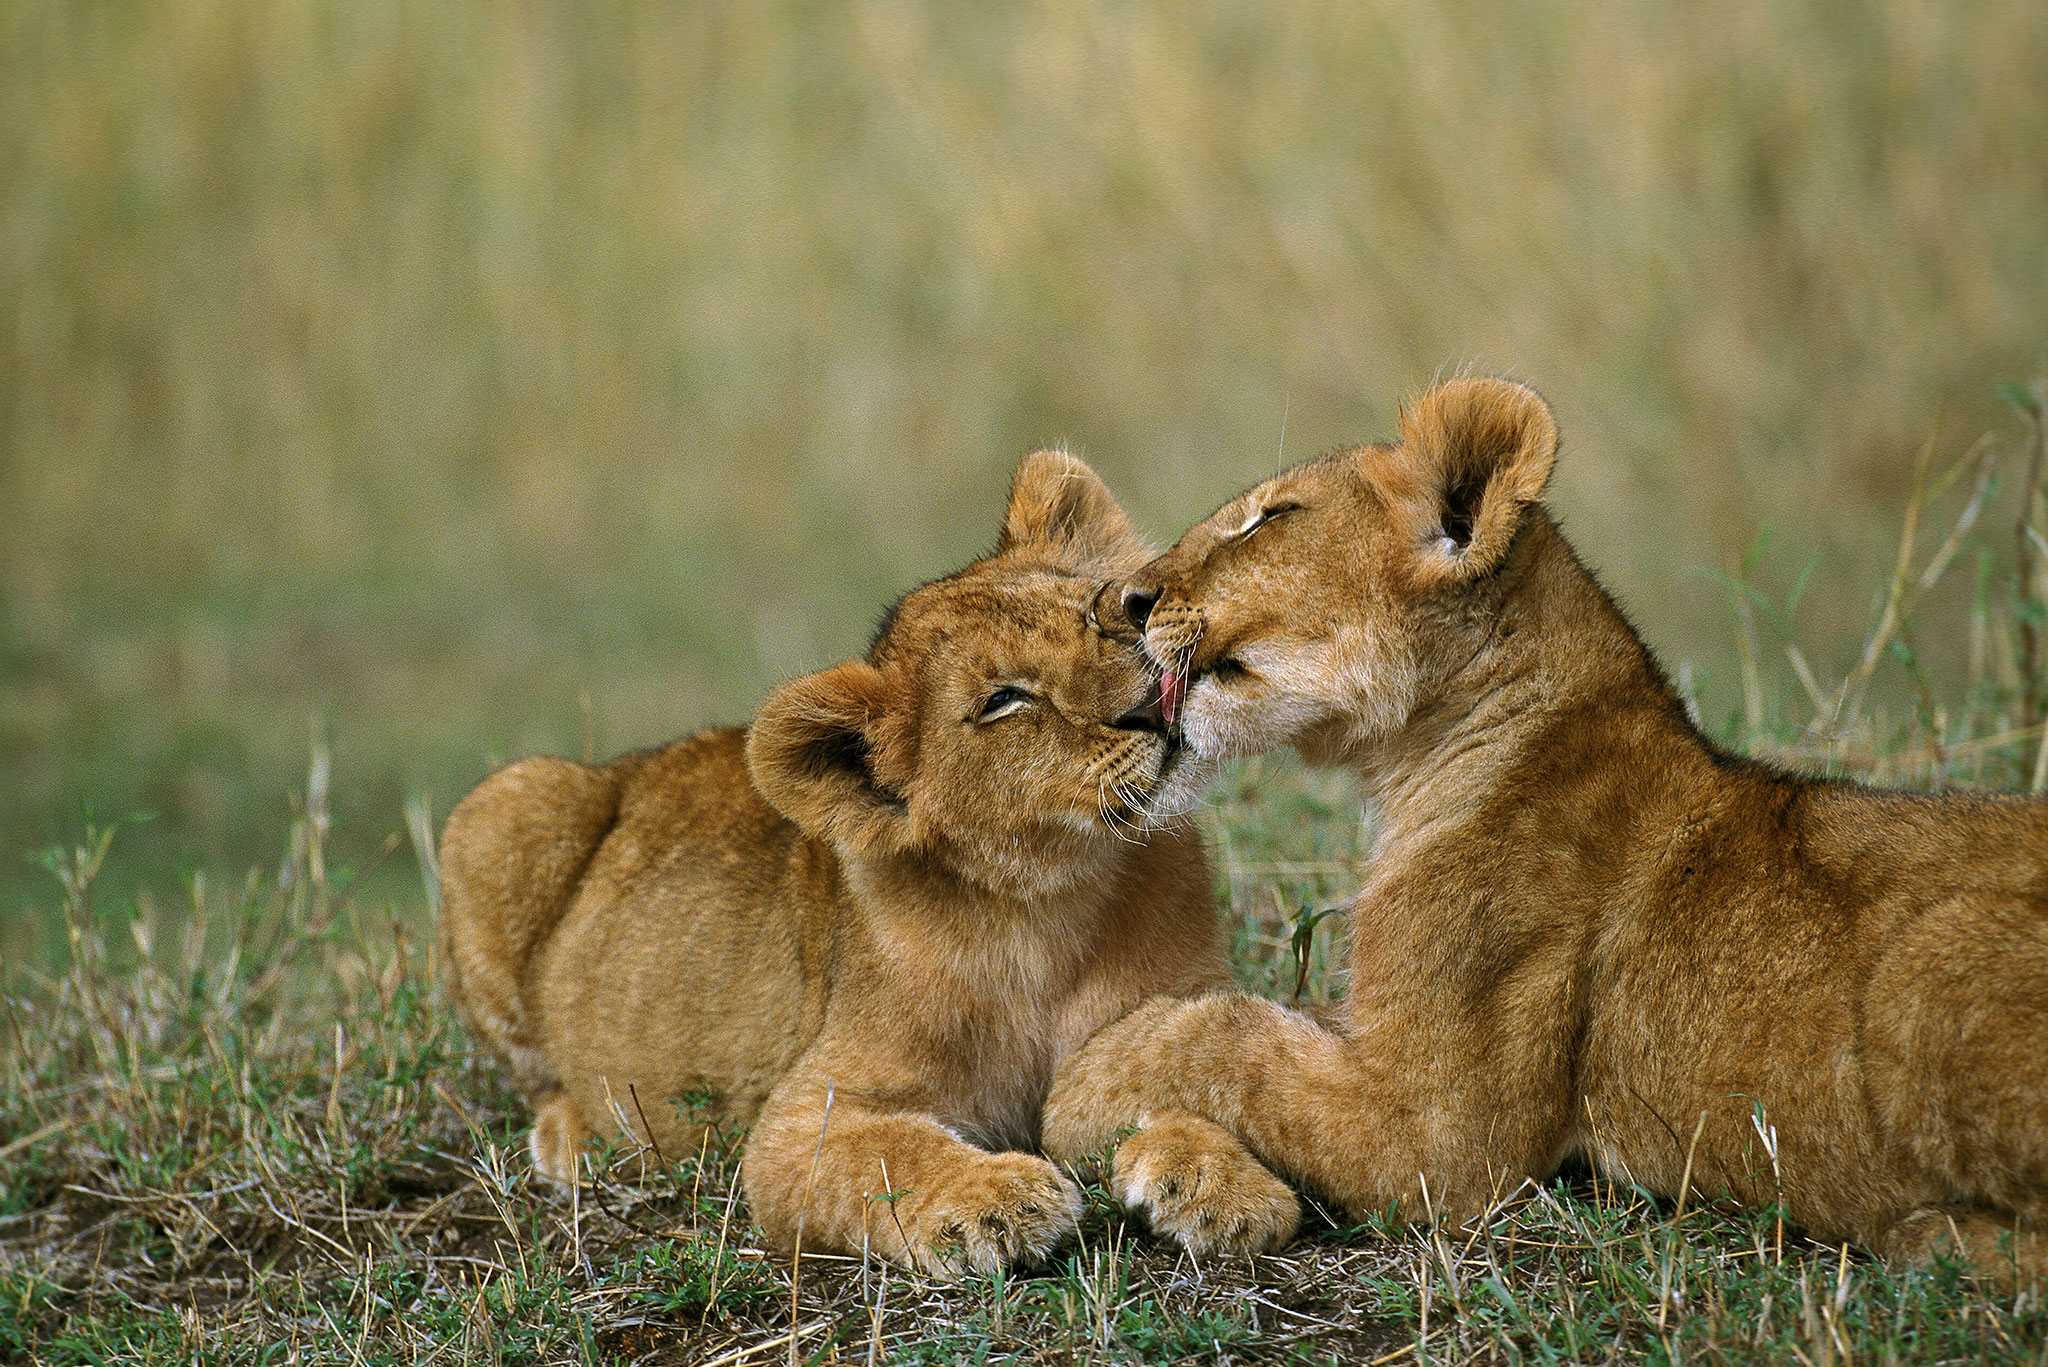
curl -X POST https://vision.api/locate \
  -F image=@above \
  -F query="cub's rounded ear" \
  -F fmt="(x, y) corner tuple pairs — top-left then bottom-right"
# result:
(748, 661), (912, 854)
(998, 449), (1150, 578)
(1390, 377), (1558, 582)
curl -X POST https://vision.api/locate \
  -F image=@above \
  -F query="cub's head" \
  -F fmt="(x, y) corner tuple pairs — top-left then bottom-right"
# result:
(747, 450), (1209, 895)
(1121, 376), (1559, 764)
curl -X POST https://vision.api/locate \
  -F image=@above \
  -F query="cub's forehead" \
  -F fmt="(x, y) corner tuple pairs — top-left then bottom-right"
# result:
(867, 566), (1093, 667)
(1203, 450), (1359, 534)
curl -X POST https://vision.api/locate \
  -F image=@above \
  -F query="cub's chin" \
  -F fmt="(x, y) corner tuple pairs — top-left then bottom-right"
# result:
(1118, 749), (1214, 831)
(1175, 688), (1286, 763)
(1179, 688), (1359, 769)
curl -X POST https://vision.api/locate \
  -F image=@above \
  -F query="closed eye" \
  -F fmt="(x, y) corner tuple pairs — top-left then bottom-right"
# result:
(1235, 501), (1303, 541)
(973, 686), (1034, 723)
(1210, 658), (1251, 682)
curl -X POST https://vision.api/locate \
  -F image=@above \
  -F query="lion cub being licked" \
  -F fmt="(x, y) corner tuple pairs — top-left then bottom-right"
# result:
(439, 450), (1300, 1276)
(1042, 377), (2048, 1283)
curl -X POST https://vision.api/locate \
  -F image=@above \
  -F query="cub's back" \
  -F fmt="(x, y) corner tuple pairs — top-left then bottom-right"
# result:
(1806, 779), (2048, 883)
(530, 726), (828, 1138)
(600, 726), (803, 897)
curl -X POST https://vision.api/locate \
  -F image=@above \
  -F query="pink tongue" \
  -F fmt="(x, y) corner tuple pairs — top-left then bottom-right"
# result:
(1160, 668), (1186, 728)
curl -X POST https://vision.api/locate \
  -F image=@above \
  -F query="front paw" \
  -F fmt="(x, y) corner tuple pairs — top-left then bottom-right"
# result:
(1114, 1111), (1300, 1257)
(888, 1152), (1082, 1278)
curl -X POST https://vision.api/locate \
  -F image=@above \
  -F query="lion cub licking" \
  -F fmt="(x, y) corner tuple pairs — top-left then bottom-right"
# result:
(1043, 378), (2048, 1285)
(439, 451), (1298, 1276)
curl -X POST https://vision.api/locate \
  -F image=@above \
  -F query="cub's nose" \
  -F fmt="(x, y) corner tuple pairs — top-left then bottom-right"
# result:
(1122, 586), (1161, 632)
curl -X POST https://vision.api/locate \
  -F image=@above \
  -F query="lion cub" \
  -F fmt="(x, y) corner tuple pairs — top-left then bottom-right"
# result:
(439, 451), (1296, 1275)
(1043, 378), (2048, 1284)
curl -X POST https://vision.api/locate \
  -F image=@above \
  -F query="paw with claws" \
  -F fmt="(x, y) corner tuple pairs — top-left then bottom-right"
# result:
(1114, 1110), (1300, 1257)
(886, 1151), (1083, 1277)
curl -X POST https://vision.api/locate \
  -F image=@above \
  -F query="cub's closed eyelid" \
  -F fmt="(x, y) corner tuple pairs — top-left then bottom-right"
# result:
(1235, 500), (1304, 539)
(1261, 500), (1304, 526)
(971, 686), (1034, 723)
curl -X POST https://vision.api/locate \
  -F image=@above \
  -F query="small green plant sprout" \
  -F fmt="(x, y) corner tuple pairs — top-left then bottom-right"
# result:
(670, 1085), (721, 1124)
(1291, 901), (1343, 1005)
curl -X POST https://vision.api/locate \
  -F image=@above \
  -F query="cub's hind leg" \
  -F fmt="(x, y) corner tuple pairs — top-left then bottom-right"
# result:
(530, 1091), (596, 1184)
(438, 756), (620, 1167)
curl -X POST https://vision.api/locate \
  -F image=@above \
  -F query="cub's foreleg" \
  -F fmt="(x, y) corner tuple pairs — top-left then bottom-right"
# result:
(743, 1073), (1082, 1277)
(1043, 991), (1545, 1231)
(1106, 1108), (1301, 1256)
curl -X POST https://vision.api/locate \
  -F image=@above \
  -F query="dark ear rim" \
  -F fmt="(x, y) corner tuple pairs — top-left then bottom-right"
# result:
(997, 448), (1150, 576)
(747, 661), (910, 852)
(1394, 376), (1559, 579)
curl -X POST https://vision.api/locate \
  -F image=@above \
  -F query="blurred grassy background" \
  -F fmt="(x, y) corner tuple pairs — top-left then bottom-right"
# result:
(4, 0), (2046, 954)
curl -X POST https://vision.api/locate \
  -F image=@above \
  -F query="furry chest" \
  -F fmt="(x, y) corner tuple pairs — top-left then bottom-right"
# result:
(918, 996), (1064, 1153)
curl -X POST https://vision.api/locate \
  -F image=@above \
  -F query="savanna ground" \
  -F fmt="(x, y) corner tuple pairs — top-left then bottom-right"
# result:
(7, 0), (2048, 1360)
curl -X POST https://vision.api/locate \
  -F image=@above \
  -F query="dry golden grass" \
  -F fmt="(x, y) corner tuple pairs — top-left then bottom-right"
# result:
(4, 0), (2047, 928)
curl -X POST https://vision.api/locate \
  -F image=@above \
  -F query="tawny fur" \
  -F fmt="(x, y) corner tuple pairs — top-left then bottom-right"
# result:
(439, 451), (1296, 1276)
(1042, 377), (2048, 1287)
